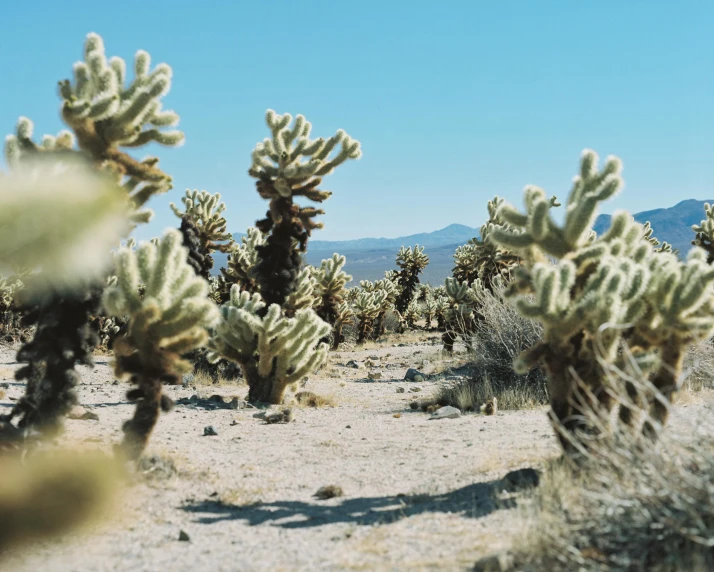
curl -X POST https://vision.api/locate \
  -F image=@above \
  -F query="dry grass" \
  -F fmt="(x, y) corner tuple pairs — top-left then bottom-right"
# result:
(488, 371), (714, 571)
(292, 391), (337, 408)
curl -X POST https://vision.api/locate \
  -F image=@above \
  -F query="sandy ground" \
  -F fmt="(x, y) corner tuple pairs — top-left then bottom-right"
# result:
(0, 333), (712, 572)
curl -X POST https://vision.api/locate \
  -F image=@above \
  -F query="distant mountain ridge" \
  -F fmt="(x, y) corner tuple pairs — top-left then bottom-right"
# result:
(593, 198), (712, 255)
(214, 199), (712, 285)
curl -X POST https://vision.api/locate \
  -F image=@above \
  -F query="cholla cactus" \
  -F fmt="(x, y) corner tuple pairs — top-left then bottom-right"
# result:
(248, 109), (361, 309)
(352, 289), (384, 344)
(453, 196), (524, 288)
(5, 33), (184, 226)
(103, 229), (220, 459)
(422, 295), (438, 329)
(284, 266), (319, 314)
(360, 278), (398, 338)
(692, 203), (714, 263)
(393, 245), (429, 315)
(490, 149), (714, 454)
(219, 227), (266, 300)
(331, 301), (355, 350)
(313, 253), (352, 327)
(441, 277), (481, 352)
(403, 299), (422, 330)
(208, 288), (330, 403)
(170, 190), (233, 253)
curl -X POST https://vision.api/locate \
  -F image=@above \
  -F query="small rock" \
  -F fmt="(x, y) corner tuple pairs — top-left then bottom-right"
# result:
(314, 485), (343, 500)
(404, 368), (424, 381)
(345, 360), (363, 369)
(68, 406), (99, 421)
(393, 413), (401, 418)
(395, 387), (405, 393)
(203, 425), (218, 436)
(0, 383), (9, 389)
(209, 394), (224, 403)
(265, 408), (295, 424)
(429, 406), (461, 420)
(178, 530), (191, 542)
(368, 355), (379, 360)
(367, 371), (382, 380)
(409, 387), (422, 393)
(228, 397), (246, 410)
(112, 380), (119, 386)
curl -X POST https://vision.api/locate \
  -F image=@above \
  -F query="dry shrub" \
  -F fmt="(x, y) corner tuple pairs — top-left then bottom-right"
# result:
(293, 391), (336, 408)
(436, 285), (547, 411)
(497, 367), (714, 571)
(682, 337), (714, 392)
(432, 375), (544, 412)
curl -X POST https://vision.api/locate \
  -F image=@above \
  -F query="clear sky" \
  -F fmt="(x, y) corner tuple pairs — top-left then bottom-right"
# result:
(1, 0), (712, 243)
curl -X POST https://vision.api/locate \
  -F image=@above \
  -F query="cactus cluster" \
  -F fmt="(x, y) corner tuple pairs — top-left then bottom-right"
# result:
(489, 149), (714, 454)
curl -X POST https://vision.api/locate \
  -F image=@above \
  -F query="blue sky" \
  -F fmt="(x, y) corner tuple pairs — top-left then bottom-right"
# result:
(1, 0), (712, 243)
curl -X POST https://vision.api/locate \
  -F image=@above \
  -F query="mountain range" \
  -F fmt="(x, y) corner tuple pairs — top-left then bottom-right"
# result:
(213, 199), (712, 285)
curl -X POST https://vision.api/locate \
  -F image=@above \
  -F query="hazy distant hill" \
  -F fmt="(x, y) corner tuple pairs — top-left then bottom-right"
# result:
(212, 200), (712, 286)
(593, 198), (712, 254)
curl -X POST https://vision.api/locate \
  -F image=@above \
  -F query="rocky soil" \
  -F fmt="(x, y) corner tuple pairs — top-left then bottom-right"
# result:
(0, 333), (711, 572)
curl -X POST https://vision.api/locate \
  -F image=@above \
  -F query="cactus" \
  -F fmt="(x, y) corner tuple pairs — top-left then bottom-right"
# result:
(452, 196), (523, 288)
(103, 229), (220, 459)
(489, 149), (714, 454)
(360, 278), (398, 338)
(218, 227), (266, 301)
(352, 289), (384, 344)
(208, 111), (359, 402)
(248, 109), (361, 310)
(5, 33), (184, 227)
(692, 203), (714, 263)
(313, 253), (353, 332)
(0, 156), (130, 436)
(170, 189), (233, 255)
(207, 287), (330, 403)
(393, 245), (429, 315)
(331, 301), (355, 350)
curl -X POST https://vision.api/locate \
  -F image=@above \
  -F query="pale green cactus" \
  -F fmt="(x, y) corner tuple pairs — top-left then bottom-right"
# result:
(692, 202), (714, 263)
(285, 266), (319, 313)
(352, 289), (385, 344)
(394, 245), (429, 315)
(5, 32), (185, 227)
(313, 254), (353, 338)
(0, 154), (130, 290)
(103, 228), (220, 459)
(170, 189), (233, 253)
(489, 149), (714, 454)
(249, 110), (361, 203)
(359, 278), (398, 338)
(453, 195), (524, 287)
(207, 287), (331, 403)
(331, 301), (355, 349)
(219, 227), (266, 299)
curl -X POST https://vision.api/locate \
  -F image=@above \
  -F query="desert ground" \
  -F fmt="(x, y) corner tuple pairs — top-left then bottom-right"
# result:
(1, 333), (712, 572)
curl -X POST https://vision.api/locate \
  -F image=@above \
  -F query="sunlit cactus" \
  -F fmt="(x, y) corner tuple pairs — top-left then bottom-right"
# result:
(489, 149), (714, 455)
(313, 253), (352, 332)
(170, 189), (233, 254)
(393, 245), (429, 315)
(248, 109), (361, 310)
(207, 287), (331, 403)
(218, 227), (266, 300)
(103, 229), (220, 459)
(352, 289), (385, 345)
(692, 202), (714, 263)
(453, 196), (523, 288)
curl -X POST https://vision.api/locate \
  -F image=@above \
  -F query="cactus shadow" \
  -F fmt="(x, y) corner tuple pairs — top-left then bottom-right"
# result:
(181, 472), (537, 529)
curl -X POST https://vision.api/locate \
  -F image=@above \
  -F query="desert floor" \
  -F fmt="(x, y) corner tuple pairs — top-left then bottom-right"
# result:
(1, 333), (712, 572)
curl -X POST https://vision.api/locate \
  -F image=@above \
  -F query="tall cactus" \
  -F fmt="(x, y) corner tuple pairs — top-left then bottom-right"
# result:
(248, 109), (361, 310)
(208, 111), (360, 403)
(393, 245), (429, 315)
(489, 149), (714, 454)
(313, 254), (353, 345)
